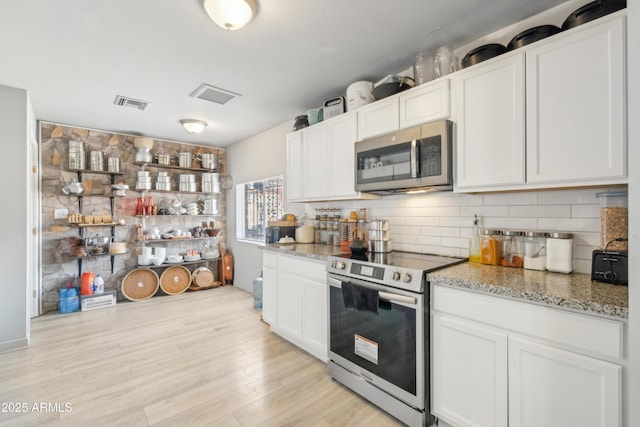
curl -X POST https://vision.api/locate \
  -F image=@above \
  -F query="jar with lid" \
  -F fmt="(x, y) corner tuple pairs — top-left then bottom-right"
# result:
(523, 231), (548, 271)
(480, 229), (501, 265)
(501, 230), (524, 268)
(339, 219), (349, 242)
(546, 232), (573, 274)
(596, 191), (628, 250)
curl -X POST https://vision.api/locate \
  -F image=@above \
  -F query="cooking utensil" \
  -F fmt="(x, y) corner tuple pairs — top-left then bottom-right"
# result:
(372, 76), (415, 100)
(346, 81), (375, 111)
(178, 152), (193, 168)
(62, 178), (85, 195)
(562, 0), (626, 30)
(461, 43), (506, 68)
(349, 227), (368, 255)
(200, 153), (218, 170)
(219, 243), (234, 284)
(368, 239), (392, 253)
(506, 25), (562, 51)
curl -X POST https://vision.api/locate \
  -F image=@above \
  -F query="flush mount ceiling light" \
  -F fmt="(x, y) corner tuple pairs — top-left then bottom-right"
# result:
(180, 119), (208, 134)
(202, 0), (257, 31)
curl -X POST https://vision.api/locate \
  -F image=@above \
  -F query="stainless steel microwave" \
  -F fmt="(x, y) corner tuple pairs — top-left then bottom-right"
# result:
(355, 119), (453, 194)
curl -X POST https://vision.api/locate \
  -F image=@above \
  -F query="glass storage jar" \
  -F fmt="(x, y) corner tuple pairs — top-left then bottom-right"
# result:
(596, 191), (628, 250)
(523, 231), (548, 271)
(546, 232), (573, 274)
(480, 229), (502, 265)
(501, 230), (524, 268)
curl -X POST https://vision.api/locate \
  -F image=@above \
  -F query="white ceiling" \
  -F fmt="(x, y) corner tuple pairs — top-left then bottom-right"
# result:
(0, 0), (569, 147)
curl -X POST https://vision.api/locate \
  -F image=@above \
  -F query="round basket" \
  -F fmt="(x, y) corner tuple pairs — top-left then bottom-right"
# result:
(121, 268), (159, 301)
(160, 265), (191, 295)
(191, 266), (215, 288)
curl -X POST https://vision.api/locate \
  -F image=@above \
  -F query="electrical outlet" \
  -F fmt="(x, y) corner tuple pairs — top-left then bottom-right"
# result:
(54, 208), (68, 219)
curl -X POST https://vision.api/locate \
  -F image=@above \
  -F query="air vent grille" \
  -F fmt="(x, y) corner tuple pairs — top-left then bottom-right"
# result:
(114, 95), (149, 111)
(190, 84), (240, 105)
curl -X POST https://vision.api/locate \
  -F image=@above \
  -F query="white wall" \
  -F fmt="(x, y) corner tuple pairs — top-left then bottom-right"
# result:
(0, 84), (32, 351)
(226, 121), (305, 292)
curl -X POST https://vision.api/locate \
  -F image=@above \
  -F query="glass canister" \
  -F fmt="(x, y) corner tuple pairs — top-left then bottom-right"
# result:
(523, 231), (548, 271)
(596, 191), (628, 250)
(546, 232), (573, 274)
(501, 230), (524, 268)
(480, 229), (502, 266)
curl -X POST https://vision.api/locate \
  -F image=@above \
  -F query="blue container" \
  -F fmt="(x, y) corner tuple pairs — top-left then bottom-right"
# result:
(59, 287), (79, 314)
(253, 272), (263, 309)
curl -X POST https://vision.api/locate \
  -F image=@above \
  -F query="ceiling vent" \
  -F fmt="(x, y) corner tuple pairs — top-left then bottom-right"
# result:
(190, 83), (240, 105)
(113, 95), (149, 111)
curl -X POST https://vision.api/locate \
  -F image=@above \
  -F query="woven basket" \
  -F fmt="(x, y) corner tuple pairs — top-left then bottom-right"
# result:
(121, 269), (159, 301)
(160, 265), (191, 295)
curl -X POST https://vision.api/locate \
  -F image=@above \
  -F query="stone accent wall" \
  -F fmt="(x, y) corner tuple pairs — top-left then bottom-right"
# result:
(40, 122), (227, 312)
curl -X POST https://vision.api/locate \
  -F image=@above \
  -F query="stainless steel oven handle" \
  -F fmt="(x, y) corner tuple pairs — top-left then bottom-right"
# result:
(410, 138), (418, 178)
(378, 291), (417, 305)
(328, 275), (418, 306)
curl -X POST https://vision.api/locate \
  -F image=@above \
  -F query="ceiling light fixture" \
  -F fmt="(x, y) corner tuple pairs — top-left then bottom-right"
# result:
(180, 119), (208, 134)
(202, 0), (257, 31)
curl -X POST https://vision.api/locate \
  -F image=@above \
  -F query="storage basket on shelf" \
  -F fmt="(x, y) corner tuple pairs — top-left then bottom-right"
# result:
(160, 265), (191, 295)
(122, 268), (159, 301)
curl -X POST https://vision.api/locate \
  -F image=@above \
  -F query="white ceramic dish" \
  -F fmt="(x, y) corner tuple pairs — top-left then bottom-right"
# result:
(184, 255), (201, 262)
(166, 256), (183, 263)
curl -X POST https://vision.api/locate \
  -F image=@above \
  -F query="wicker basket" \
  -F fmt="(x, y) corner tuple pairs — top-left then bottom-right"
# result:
(160, 265), (191, 295)
(121, 269), (159, 301)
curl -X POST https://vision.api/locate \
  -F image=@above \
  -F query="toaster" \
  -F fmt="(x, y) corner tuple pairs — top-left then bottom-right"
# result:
(591, 250), (628, 285)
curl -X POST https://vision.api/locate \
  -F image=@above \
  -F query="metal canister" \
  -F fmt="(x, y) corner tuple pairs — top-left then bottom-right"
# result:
(107, 157), (120, 173)
(89, 150), (104, 171)
(178, 152), (192, 168)
(68, 140), (85, 170)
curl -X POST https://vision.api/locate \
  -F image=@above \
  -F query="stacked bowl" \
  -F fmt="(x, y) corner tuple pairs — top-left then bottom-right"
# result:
(155, 171), (171, 191)
(368, 219), (391, 253)
(201, 173), (220, 193)
(179, 174), (196, 192)
(136, 171), (151, 191)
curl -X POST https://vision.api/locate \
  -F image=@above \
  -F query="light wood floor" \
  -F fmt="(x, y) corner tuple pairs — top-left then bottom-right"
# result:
(0, 286), (401, 426)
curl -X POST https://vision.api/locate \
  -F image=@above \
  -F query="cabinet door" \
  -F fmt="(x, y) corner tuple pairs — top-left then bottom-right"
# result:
(303, 123), (330, 200)
(432, 314), (508, 427)
(328, 112), (358, 199)
(262, 265), (277, 326)
(509, 336), (621, 427)
(399, 79), (450, 128)
(301, 278), (327, 360)
(286, 132), (304, 202)
(454, 53), (525, 190)
(526, 15), (626, 184)
(276, 271), (303, 341)
(357, 96), (399, 140)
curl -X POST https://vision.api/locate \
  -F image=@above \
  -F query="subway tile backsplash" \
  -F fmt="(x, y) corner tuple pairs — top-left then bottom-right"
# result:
(305, 186), (627, 274)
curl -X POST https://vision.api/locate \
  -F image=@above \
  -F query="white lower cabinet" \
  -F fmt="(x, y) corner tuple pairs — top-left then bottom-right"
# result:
(262, 251), (327, 361)
(508, 336), (621, 427)
(432, 314), (508, 427)
(432, 285), (623, 427)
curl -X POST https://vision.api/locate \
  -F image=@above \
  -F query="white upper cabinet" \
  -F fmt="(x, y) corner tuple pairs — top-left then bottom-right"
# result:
(285, 111), (372, 202)
(399, 79), (451, 129)
(454, 12), (627, 193)
(454, 53), (526, 190)
(328, 113), (359, 199)
(526, 14), (626, 185)
(357, 96), (400, 140)
(285, 131), (303, 202)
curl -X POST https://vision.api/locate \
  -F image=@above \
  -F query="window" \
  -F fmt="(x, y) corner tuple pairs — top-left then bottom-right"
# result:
(236, 175), (283, 243)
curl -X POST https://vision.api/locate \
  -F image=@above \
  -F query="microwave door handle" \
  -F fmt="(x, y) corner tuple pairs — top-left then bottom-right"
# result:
(410, 139), (419, 178)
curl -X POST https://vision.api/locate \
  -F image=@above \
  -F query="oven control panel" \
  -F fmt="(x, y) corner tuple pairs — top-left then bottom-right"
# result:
(328, 258), (424, 292)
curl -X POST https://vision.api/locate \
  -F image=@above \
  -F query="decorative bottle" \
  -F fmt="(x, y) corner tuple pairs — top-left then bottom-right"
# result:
(469, 215), (481, 263)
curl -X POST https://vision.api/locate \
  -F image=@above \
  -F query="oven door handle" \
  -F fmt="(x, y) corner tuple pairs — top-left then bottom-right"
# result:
(328, 276), (418, 306)
(410, 138), (419, 178)
(379, 291), (417, 305)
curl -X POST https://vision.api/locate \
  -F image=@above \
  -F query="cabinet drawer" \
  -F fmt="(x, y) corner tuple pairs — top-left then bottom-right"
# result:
(278, 255), (326, 282)
(263, 251), (277, 269)
(433, 285), (623, 360)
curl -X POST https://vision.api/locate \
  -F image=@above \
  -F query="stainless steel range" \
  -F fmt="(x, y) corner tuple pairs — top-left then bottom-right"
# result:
(326, 251), (465, 426)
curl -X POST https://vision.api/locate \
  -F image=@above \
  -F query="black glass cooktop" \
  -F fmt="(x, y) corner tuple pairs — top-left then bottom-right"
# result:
(334, 251), (466, 273)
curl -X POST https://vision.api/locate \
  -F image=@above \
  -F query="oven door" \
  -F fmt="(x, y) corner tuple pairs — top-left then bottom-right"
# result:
(327, 274), (425, 410)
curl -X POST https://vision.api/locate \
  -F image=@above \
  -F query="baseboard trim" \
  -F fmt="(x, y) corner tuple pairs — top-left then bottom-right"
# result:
(0, 337), (29, 354)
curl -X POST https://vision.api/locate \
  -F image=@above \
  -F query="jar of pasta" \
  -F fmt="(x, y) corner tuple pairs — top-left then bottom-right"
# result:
(480, 229), (502, 265)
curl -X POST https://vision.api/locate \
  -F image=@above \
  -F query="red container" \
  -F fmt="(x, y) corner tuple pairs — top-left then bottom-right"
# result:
(81, 272), (95, 296)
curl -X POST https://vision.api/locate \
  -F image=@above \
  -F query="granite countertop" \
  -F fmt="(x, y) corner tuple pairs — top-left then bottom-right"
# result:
(427, 263), (628, 319)
(262, 243), (343, 261)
